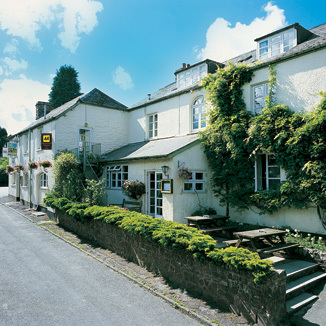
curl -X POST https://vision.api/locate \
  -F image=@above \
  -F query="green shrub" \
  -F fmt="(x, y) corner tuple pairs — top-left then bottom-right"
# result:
(44, 193), (276, 284)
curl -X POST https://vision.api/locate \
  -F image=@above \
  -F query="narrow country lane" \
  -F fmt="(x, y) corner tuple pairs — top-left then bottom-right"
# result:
(0, 202), (200, 326)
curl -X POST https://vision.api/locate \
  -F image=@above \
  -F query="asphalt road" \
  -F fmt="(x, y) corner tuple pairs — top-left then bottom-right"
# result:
(0, 202), (200, 326)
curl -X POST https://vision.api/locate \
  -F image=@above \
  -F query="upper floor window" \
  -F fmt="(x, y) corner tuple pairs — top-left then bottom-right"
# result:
(258, 28), (296, 60)
(255, 154), (280, 191)
(192, 96), (207, 131)
(106, 165), (128, 189)
(24, 134), (28, 153)
(177, 64), (207, 89)
(183, 171), (205, 193)
(40, 173), (48, 188)
(253, 83), (269, 114)
(37, 127), (43, 150)
(148, 114), (158, 139)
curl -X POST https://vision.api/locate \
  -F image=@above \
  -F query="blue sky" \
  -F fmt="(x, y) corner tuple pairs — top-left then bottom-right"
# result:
(0, 0), (325, 135)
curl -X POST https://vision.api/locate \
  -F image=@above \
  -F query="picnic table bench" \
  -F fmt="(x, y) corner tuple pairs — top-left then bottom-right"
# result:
(184, 215), (235, 238)
(233, 228), (298, 256)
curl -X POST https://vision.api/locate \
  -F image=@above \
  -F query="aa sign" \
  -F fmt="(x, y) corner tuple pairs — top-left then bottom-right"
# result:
(41, 133), (52, 150)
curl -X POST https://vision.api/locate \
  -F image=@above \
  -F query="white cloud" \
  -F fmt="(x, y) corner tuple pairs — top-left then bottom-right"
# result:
(112, 66), (134, 90)
(3, 57), (28, 74)
(4, 39), (19, 54)
(0, 77), (50, 135)
(0, 0), (103, 53)
(198, 2), (287, 62)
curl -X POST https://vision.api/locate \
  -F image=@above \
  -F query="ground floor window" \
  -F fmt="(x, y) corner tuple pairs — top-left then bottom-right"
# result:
(106, 165), (128, 189)
(183, 171), (205, 193)
(40, 173), (48, 188)
(255, 154), (281, 191)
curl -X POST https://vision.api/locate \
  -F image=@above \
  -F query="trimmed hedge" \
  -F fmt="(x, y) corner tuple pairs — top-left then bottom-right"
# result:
(44, 193), (274, 284)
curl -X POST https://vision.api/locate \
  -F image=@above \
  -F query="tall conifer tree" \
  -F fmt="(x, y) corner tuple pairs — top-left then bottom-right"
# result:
(49, 65), (82, 108)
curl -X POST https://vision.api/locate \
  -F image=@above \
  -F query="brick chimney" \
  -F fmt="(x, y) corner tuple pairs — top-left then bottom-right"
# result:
(35, 101), (54, 120)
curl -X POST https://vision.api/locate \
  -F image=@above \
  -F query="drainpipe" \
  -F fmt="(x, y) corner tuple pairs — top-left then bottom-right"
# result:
(28, 129), (32, 208)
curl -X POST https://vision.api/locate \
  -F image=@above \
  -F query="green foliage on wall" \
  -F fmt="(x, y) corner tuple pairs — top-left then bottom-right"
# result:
(44, 193), (275, 284)
(200, 63), (326, 228)
(52, 152), (84, 201)
(200, 62), (255, 214)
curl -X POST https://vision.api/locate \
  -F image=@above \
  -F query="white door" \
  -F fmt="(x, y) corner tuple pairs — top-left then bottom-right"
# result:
(78, 128), (92, 157)
(148, 172), (163, 218)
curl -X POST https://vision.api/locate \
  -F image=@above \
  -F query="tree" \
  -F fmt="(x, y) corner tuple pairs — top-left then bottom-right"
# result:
(49, 65), (82, 108)
(0, 126), (7, 156)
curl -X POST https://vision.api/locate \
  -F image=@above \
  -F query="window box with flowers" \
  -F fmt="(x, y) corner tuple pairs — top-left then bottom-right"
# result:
(122, 180), (146, 200)
(15, 164), (24, 172)
(39, 160), (53, 168)
(5, 165), (14, 175)
(28, 161), (38, 170)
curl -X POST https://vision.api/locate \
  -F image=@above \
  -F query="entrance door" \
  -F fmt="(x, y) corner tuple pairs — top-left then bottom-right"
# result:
(148, 172), (163, 218)
(78, 128), (92, 158)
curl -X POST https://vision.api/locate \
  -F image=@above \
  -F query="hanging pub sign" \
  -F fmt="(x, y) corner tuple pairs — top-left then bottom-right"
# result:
(7, 142), (17, 156)
(41, 133), (52, 150)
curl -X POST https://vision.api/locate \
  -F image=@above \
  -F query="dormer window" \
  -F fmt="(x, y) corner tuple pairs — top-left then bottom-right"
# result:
(177, 64), (207, 89)
(258, 28), (296, 60)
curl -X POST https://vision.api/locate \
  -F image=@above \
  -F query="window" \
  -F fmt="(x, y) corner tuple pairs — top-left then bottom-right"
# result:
(183, 172), (205, 193)
(253, 83), (269, 114)
(23, 173), (29, 187)
(40, 173), (48, 188)
(192, 96), (207, 131)
(106, 166), (128, 189)
(258, 28), (296, 60)
(255, 154), (281, 191)
(37, 128), (43, 150)
(24, 134), (28, 153)
(148, 114), (158, 139)
(177, 64), (207, 89)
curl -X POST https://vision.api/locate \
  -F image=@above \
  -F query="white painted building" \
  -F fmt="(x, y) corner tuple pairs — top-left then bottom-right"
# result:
(8, 22), (326, 234)
(8, 89), (128, 208)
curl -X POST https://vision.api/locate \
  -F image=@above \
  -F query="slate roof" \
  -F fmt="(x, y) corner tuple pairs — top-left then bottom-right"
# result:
(130, 23), (326, 109)
(16, 88), (127, 135)
(101, 134), (200, 163)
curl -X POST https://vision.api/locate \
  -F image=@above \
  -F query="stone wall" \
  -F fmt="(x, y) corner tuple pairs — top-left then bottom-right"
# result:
(57, 210), (288, 326)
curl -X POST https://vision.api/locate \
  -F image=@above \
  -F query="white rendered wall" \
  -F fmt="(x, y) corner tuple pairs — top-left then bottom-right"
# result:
(243, 48), (326, 114)
(127, 88), (206, 143)
(56, 104), (129, 154)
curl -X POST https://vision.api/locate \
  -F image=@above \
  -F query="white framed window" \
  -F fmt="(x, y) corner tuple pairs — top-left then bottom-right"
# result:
(37, 127), (43, 150)
(148, 114), (158, 139)
(24, 134), (28, 153)
(253, 83), (269, 114)
(255, 154), (281, 191)
(192, 96), (207, 131)
(40, 173), (48, 188)
(106, 165), (128, 189)
(11, 172), (16, 185)
(177, 64), (207, 89)
(23, 173), (29, 187)
(183, 171), (205, 193)
(258, 28), (296, 60)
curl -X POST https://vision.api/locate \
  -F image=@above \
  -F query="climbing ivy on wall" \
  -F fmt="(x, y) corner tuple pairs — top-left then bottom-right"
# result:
(200, 62), (326, 229)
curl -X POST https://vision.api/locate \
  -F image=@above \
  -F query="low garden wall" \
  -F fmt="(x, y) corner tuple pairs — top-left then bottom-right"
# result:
(56, 209), (288, 326)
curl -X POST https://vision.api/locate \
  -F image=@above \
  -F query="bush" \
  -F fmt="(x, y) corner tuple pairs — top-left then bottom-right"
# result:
(52, 152), (84, 201)
(44, 192), (275, 284)
(84, 179), (105, 206)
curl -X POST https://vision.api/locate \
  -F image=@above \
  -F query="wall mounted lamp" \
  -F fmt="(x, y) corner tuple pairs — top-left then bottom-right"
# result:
(161, 165), (169, 177)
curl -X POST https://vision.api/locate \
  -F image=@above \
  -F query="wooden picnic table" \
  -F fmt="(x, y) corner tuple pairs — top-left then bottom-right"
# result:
(184, 215), (235, 237)
(233, 228), (298, 254)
